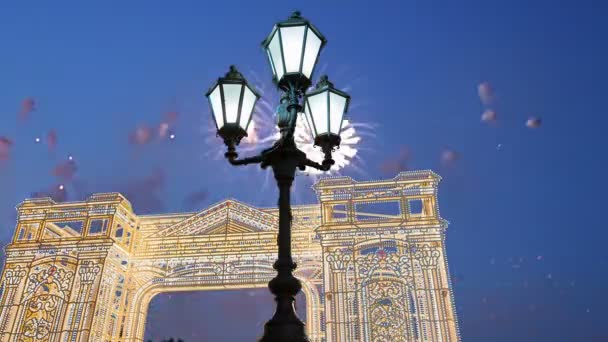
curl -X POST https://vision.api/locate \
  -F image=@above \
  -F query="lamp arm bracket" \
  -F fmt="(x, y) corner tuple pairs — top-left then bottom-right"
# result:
(304, 158), (331, 172)
(227, 154), (263, 166)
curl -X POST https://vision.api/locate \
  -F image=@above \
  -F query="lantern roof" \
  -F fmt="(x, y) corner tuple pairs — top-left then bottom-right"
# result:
(205, 65), (260, 98)
(261, 11), (327, 49)
(305, 75), (351, 111)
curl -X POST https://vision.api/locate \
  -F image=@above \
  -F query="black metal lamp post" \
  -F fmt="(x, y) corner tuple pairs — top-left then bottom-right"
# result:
(205, 11), (351, 342)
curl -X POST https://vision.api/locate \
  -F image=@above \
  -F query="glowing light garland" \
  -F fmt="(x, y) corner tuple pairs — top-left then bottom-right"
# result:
(0, 171), (460, 342)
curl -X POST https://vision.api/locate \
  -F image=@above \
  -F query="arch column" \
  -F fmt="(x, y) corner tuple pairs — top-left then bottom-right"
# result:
(323, 248), (355, 342)
(413, 244), (440, 342)
(88, 269), (119, 341)
(415, 243), (459, 342)
(60, 259), (102, 342)
(0, 265), (28, 341)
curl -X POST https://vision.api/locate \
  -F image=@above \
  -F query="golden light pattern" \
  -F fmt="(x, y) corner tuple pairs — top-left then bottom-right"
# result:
(0, 172), (460, 342)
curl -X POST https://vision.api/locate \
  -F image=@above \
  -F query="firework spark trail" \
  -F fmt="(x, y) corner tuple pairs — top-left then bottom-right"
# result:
(478, 81), (495, 105)
(200, 68), (376, 199)
(46, 129), (58, 150)
(247, 70), (373, 181)
(19, 97), (36, 121)
(0, 137), (13, 161)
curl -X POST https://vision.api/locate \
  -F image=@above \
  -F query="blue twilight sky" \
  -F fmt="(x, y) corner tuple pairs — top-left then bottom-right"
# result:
(1, 1), (607, 341)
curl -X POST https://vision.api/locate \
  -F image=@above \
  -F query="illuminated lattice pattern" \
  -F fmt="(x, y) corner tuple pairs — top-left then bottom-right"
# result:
(0, 171), (459, 341)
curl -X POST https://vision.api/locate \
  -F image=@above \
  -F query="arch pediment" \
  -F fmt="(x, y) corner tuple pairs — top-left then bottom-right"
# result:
(150, 199), (279, 237)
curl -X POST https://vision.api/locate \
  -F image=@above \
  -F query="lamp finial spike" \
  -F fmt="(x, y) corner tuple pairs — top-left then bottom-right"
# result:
(225, 65), (243, 80)
(316, 75), (334, 89)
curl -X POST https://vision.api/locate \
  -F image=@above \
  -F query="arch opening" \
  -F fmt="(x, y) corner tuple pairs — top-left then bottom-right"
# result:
(143, 288), (307, 341)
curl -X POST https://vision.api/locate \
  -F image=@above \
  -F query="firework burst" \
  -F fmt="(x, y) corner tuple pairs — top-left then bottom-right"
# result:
(273, 115), (361, 177)
(201, 69), (373, 197)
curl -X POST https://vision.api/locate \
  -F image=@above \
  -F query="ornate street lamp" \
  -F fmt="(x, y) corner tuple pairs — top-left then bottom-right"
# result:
(303, 75), (351, 167)
(206, 65), (261, 159)
(262, 10), (327, 91)
(206, 11), (350, 342)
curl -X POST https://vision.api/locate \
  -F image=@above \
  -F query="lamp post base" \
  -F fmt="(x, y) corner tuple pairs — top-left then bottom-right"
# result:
(260, 318), (308, 342)
(259, 258), (308, 342)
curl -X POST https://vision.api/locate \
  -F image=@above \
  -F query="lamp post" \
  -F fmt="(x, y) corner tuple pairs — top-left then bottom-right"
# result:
(206, 11), (351, 342)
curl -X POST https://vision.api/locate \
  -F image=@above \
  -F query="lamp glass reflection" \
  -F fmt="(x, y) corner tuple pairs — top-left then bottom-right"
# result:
(304, 78), (350, 139)
(206, 68), (259, 134)
(263, 12), (326, 85)
(329, 93), (347, 134)
(280, 26), (305, 73)
(267, 32), (284, 81)
(208, 86), (224, 129)
(223, 84), (242, 125)
(302, 30), (322, 78)
(305, 92), (328, 135)
(239, 86), (257, 128)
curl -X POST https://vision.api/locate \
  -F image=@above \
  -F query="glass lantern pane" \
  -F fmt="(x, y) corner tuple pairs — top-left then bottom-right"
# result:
(302, 29), (322, 79)
(329, 92), (347, 134)
(239, 86), (257, 130)
(307, 92), (328, 135)
(268, 32), (284, 80)
(303, 106), (315, 137)
(223, 84), (242, 124)
(266, 50), (277, 79)
(280, 26), (306, 74)
(208, 86), (224, 129)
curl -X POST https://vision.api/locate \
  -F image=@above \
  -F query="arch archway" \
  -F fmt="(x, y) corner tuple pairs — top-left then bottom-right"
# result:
(1, 171), (460, 342)
(123, 263), (322, 342)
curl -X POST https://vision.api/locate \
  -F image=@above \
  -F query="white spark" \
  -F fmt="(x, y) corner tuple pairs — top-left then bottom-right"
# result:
(200, 68), (372, 192)
(243, 120), (259, 145)
(267, 115), (361, 176)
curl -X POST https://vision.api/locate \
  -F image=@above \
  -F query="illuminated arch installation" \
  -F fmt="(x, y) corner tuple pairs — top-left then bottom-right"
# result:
(0, 171), (460, 341)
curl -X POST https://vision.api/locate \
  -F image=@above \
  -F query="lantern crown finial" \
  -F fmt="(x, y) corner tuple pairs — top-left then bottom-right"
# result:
(225, 65), (244, 80)
(290, 11), (302, 19)
(316, 75), (334, 89)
